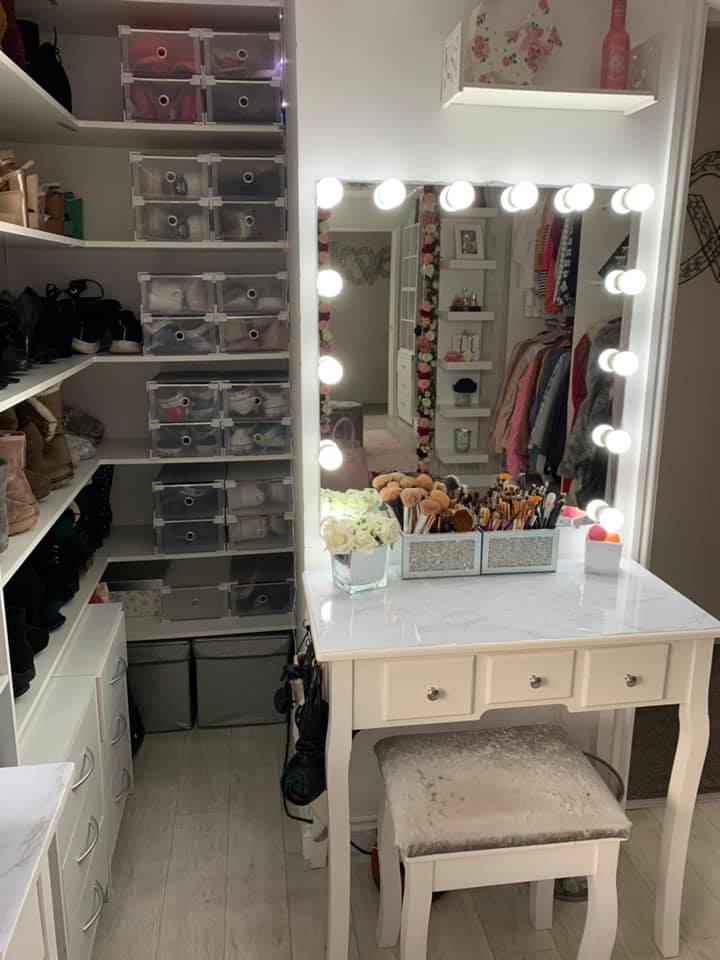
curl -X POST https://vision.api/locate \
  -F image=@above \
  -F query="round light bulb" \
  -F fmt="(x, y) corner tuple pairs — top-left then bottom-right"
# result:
(501, 186), (516, 212)
(553, 187), (572, 215)
(598, 348), (618, 372)
(618, 268), (647, 296)
(501, 182), (539, 213)
(566, 182), (595, 212)
(625, 183), (655, 212)
(605, 429), (632, 454)
(597, 506), (625, 534)
(373, 178), (407, 211)
(316, 177), (344, 210)
(318, 355), (344, 386)
(586, 499), (608, 522)
(612, 350), (640, 377)
(592, 424), (612, 447)
(318, 440), (343, 471)
(604, 269), (624, 295)
(317, 269), (343, 299)
(440, 180), (475, 212)
(611, 189), (630, 215)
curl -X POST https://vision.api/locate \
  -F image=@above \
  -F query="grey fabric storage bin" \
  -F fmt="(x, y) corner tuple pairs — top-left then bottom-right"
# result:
(193, 633), (290, 728)
(128, 640), (194, 732)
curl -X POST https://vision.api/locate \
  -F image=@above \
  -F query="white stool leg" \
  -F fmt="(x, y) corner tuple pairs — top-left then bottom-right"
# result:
(578, 842), (621, 960)
(529, 879), (555, 930)
(377, 791), (402, 948)
(400, 860), (433, 960)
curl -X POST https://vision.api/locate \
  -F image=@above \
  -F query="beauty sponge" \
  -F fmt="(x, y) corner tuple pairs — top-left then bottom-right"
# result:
(588, 525), (607, 541)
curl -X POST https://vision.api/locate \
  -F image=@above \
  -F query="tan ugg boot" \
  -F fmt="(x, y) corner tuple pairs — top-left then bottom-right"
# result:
(0, 432), (39, 534)
(21, 422), (51, 500)
(17, 387), (74, 488)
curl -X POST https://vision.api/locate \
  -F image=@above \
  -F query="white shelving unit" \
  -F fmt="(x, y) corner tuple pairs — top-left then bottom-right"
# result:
(441, 259), (497, 271)
(444, 83), (656, 115)
(443, 310), (494, 323)
(126, 612), (294, 643)
(96, 438), (294, 466)
(434, 448), (490, 464)
(100, 524), (294, 562)
(439, 360), (493, 372)
(438, 405), (491, 419)
(0, 222), (288, 251)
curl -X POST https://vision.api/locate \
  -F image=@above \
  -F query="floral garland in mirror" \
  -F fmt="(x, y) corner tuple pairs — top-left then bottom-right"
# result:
(416, 187), (440, 471)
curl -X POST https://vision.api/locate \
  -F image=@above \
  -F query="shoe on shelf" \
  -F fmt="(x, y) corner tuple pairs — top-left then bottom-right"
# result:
(109, 309), (143, 354)
(34, 285), (74, 361)
(17, 386), (74, 488)
(21, 423), (51, 501)
(0, 457), (9, 554)
(67, 279), (118, 355)
(5, 560), (64, 633)
(6, 606), (36, 699)
(26, 623), (49, 654)
(0, 432), (39, 534)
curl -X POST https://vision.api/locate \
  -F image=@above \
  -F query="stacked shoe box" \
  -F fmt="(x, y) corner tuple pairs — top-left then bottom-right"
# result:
(147, 372), (292, 458)
(130, 153), (286, 243)
(120, 26), (283, 125)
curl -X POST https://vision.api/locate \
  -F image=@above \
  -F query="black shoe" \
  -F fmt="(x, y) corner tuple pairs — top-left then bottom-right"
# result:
(109, 309), (142, 354)
(5, 560), (64, 632)
(0, 290), (32, 372)
(7, 606), (36, 698)
(67, 279), (119, 355)
(26, 624), (50, 654)
(34, 285), (74, 360)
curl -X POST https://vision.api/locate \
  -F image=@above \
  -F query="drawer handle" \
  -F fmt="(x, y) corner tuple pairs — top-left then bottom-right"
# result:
(426, 685), (441, 702)
(529, 675), (543, 690)
(72, 748), (96, 791)
(82, 882), (105, 933)
(625, 674), (639, 688)
(114, 769), (132, 804)
(110, 656), (128, 685)
(76, 816), (100, 865)
(111, 713), (128, 746)
(158, 93), (170, 108)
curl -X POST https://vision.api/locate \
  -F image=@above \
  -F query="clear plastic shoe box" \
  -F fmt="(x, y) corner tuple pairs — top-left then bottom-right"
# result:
(133, 198), (211, 242)
(221, 380), (290, 419)
(131, 153), (211, 200)
(153, 464), (226, 521)
(122, 75), (204, 123)
(142, 315), (219, 356)
(154, 516), (225, 555)
(161, 583), (228, 620)
(119, 26), (202, 78)
(229, 579), (295, 617)
(216, 314), (289, 354)
(201, 30), (281, 81)
(223, 418), (292, 458)
(208, 155), (284, 200)
(147, 375), (222, 422)
(215, 272), (287, 315)
(204, 77), (282, 123)
(225, 463), (293, 515)
(149, 420), (224, 458)
(226, 513), (293, 551)
(211, 199), (285, 242)
(139, 273), (215, 316)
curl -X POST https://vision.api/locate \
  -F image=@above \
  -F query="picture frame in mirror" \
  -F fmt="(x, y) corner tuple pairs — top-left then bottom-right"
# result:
(454, 221), (485, 260)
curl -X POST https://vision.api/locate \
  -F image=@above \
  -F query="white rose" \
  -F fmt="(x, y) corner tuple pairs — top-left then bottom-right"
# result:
(321, 517), (354, 555)
(371, 515), (400, 546)
(352, 526), (377, 552)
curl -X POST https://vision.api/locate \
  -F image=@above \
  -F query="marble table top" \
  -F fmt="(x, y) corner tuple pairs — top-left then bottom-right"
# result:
(0, 763), (74, 958)
(303, 558), (720, 661)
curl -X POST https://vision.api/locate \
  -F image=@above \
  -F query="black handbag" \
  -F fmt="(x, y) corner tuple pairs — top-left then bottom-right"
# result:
(18, 22), (72, 112)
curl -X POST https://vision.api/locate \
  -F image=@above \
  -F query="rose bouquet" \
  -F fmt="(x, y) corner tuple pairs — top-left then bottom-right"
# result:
(320, 488), (399, 593)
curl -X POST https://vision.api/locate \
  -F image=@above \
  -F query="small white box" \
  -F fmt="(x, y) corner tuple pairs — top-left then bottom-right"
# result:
(584, 539), (622, 576)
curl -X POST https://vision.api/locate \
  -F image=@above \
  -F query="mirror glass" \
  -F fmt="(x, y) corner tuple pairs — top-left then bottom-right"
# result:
(319, 182), (638, 508)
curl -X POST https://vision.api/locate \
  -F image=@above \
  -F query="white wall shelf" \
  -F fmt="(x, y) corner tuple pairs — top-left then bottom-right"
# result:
(443, 311), (494, 323)
(100, 524), (294, 563)
(444, 82), (656, 116)
(440, 259), (497, 271)
(0, 459), (99, 586)
(435, 448), (490, 465)
(439, 360), (492, 372)
(438, 405), (491, 419)
(126, 612), (295, 643)
(0, 223), (288, 251)
(97, 438), (294, 466)
(440, 208), (497, 220)
(0, 357), (94, 415)
(94, 352), (290, 364)
(13, 556), (107, 739)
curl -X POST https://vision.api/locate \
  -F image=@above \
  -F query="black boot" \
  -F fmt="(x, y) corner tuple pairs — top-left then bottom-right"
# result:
(26, 624), (50, 654)
(5, 560), (64, 632)
(7, 606), (35, 698)
(109, 309), (143, 354)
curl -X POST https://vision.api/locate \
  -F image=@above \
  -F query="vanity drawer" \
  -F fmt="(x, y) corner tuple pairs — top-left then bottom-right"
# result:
(107, 741), (134, 861)
(579, 643), (670, 707)
(67, 833), (110, 960)
(485, 650), (575, 704)
(382, 656), (475, 722)
(56, 695), (102, 863)
(62, 811), (105, 930)
(99, 624), (129, 743)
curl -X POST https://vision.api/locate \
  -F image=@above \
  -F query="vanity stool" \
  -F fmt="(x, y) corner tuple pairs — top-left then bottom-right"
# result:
(374, 724), (631, 960)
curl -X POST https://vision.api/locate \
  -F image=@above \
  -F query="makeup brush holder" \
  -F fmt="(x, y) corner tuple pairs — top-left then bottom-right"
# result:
(480, 529), (559, 575)
(400, 531), (483, 579)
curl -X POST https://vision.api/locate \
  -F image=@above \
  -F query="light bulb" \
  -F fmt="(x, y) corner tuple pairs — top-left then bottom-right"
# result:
(318, 440), (343, 471)
(317, 269), (343, 298)
(604, 268), (647, 296)
(555, 183), (594, 214)
(553, 187), (572, 215)
(605, 429), (632, 454)
(440, 180), (475, 211)
(586, 499), (608, 522)
(501, 182), (539, 213)
(318, 355), (344, 385)
(597, 506), (625, 534)
(611, 184), (655, 214)
(599, 348), (640, 376)
(592, 424), (612, 447)
(316, 177), (344, 210)
(373, 179), (407, 211)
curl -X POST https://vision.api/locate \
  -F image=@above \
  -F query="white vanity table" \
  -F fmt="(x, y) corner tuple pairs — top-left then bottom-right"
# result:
(0, 762), (74, 960)
(303, 558), (720, 960)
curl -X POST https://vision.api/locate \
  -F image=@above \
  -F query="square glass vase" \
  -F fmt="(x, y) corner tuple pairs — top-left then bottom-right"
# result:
(331, 545), (389, 595)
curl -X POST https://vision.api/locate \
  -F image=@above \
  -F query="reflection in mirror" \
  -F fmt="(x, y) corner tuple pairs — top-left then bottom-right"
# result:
(318, 182), (641, 512)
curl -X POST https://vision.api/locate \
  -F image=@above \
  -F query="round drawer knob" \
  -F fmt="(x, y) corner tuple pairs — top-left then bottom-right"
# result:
(625, 674), (639, 688)
(529, 675), (543, 689)
(426, 685), (441, 702)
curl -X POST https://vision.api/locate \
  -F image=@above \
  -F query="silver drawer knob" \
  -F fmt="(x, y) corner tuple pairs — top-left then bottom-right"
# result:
(625, 674), (639, 688)
(426, 685), (441, 702)
(529, 675), (543, 689)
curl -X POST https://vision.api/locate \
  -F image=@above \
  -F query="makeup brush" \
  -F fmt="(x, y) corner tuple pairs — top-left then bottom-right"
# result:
(452, 507), (474, 533)
(429, 489), (450, 511)
(399, 476), (418, 488)
(379, 484), (403, 525)
(414, 499), (441, 534)
(372, 473), (393, 490)
(542, 492), (557, 527)
(400, 487), (425, 532)
(415, 474), (434, 493)
(433, 481), (448, 493)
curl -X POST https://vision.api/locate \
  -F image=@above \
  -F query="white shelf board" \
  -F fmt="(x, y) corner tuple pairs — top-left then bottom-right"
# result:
(0, 356), (94, 415)
(97, 438), (294, 466)
(0, 675), (8, 698)
(435, 448), (490, 465)
(438, 405), (491, 419)
(0, 222), (287, 251)
(100, 524), (294, 563)
(0, 459), (100, 585)
(93, 351), (290, 364)
(439, 360), (493, 372)
(444, 82), (656, 116)
(441, 208), (497, 220)
(126, 612), (294, 643)
(440, 259), (497, 271)
(443, 311), (494, 323)
(13, 557), (107, 739)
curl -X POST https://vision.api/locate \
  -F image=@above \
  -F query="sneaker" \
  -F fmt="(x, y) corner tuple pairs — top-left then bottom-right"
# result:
(109, 309), (143, 354)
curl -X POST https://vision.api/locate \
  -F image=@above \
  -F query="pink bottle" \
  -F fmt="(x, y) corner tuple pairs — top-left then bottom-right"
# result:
(601, 0), (630, 90)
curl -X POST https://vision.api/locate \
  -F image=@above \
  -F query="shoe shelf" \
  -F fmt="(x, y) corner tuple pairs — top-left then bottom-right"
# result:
(96, 438), (294, 465)
(0, 357), (95, 415)
(93, 352), (290, 364)
(125, 611), (294, 643)
(435, 448), (490, 465)
(13, 556), (107, 740)
(0, 459), (100, 586)
(0, 223), (288, 251)
(438, 405), (492, 419)
(439, 360), (493, 372)
(99, 523), (294, 563)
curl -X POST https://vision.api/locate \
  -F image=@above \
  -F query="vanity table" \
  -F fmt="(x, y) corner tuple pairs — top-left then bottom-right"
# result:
(303, 558), (720, 960)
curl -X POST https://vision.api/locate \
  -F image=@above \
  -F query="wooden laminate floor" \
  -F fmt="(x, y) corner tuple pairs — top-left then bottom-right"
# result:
(94, 726), (720, 960)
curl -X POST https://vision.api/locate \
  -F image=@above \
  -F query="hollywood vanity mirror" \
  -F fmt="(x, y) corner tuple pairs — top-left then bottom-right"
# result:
(316, 178), (650, 518)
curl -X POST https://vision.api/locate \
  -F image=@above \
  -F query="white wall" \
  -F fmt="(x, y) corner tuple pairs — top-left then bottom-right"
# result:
(291, 0), (695, 570)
